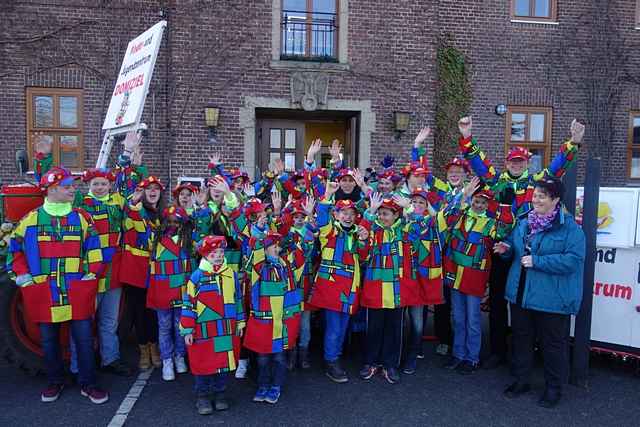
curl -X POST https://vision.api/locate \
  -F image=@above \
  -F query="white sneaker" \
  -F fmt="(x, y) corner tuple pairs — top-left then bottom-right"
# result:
(162, 358), (175, 381)
(436, 344), (450, 356)
(235, 359), (248, 379)
(174, 355), (188, 374)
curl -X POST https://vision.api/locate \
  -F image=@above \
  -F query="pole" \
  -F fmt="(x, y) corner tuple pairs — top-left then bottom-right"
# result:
(570, 156), (600, 389)
(96, 130), (114, 169)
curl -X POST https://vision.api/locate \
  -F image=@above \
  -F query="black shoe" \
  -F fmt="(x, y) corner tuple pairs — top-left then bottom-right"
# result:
(213, 392), (229, 411)
(102, 359), (134, 376)
(196, 397), (213, 415)
(483, 354), (507, 370)
(325, 360), (349, 383)
(402, 358), (417, 375)
(443, 357), (463, 370)
(456, 361), (478, 375)
(537, 389), (561, 408)
(381, 367), (400, 384)
(287, 348), (297, 372)
(504, 382), (531, 399)
(299, 347), (311, 370)
(359, 364), (378, 380)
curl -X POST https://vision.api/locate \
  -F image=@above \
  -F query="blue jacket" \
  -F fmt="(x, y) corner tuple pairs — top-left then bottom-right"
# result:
(502, 208), (585, 315)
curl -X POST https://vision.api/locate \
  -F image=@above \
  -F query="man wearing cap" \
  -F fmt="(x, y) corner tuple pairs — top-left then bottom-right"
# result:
(7, 166), (108, 404)
(457, 117), (585, 369)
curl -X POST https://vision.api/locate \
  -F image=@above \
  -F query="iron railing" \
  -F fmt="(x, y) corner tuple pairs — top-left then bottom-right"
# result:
(281, 10), (337, 61)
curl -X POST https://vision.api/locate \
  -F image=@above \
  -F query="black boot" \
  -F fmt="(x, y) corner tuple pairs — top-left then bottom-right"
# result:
(325, 359), (348, 383)
(196, 396), (213, 415)
(299, 347), (311, 370)
(213, 391), (229, 411)
(287, 348), (297, 371)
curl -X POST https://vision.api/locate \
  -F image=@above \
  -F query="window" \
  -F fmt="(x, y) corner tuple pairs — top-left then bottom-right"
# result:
(26, 87), (84, 171)
(281, 0), (338, 61)
(504, 107), (552, 174)
(627, 112), (640, 179)
(511, 0), (557, 22)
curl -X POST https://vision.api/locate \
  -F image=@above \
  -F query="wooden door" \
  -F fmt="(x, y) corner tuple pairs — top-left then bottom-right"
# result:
(257, 120), (305, 174)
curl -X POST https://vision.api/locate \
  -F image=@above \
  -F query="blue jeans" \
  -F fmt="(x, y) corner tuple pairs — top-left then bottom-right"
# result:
(406, 305), (424, 362)
(41, 319), (95, 386)
(323, 309), (350, 362)
(194, 373), (228, 396)
(451, 289), (482, 364)
(70, 288), (122, 372)
(299, 311), (311, 349)
(156, 307), (186, 360)
(256, 352), (287, 388)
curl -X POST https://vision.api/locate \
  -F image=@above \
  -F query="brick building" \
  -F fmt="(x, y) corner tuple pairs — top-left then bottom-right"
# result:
(0, 0), (637, 190)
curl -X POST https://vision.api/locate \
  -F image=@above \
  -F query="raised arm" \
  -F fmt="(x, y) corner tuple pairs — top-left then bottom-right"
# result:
(457, 117), (499, 187)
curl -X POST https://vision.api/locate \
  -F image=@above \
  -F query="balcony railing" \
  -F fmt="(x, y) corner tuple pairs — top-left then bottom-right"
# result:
(281, 10), (337, 62)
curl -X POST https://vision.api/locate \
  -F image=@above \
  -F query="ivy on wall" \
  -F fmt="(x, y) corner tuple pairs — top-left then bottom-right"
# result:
(434, 34), (472, 177)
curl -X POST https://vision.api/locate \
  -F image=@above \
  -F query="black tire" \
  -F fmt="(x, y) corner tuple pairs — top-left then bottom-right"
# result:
(0, 271), (45, 376)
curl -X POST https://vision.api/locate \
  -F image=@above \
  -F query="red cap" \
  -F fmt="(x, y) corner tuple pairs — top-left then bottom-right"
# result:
(162, 205), (189, 222)
(40, 166), (79, 190)
(244, 198), (267, 217)
(82, 168), (115, 183)
(402, 161), (429, 177)
(197, 235), (227, 256)
(445, 157), (470, 173)
(336, 169), (355, 181)
(138, 176), (165, 191)
(263, 231), (283, 248)
(334, 199), (357, 212)
(474, 189), (495, 200)
(172, 183), (198, 199)
(506, 146), (531, 161)
(229, 167), (250, 183)
(379, 198), (401, 212)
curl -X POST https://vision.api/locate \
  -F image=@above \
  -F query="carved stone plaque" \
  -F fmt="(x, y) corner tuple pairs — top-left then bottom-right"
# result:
(290, 72), (329, 111)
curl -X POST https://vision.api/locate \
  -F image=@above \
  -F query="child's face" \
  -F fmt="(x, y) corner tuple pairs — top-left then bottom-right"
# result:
(89, 177), (111, 198)
(232, 177), (245, 191)
(295, 178), (306, 192)
(407, 174), (425, 189)
(165, 215), (181, 231)
(377, 207), (399, 227)
(178, 189), (194, 208)
(206, 248), (225, 265)
(209, 186), (224, 203)
(377, 178), (394, 194)
(144, 184), (162, 205)
(265, 243), (281, 258)
(293, 213), (306, 228)
(471, 195), (489, 214)
(446, 166), (467, 188)
(506, 158), (527, 177)
(335, 208), (356, 228)
(411, 196), (428, 215)
(339, 176), (356, 194)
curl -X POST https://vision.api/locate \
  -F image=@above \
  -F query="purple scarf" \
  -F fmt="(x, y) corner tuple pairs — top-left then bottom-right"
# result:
(527, 205), (559, 235)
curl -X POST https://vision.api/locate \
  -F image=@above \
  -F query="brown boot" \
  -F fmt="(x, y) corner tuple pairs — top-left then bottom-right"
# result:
(138, 344), (151, 370)
(149, 343), (162, 368)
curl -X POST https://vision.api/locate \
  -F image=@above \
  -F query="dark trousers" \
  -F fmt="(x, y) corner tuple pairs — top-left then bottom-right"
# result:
(434, 286), (452, 346)
(489, 254), (510, 358)
(125, 286), (158, 345)
(510, 303), (570, 392)
(40, 319), (96, 386)
(256, 352), (287, 388)
(194, 373), (228, 396)
(365, 307), (403, 368)
(406, 305), (424, 361)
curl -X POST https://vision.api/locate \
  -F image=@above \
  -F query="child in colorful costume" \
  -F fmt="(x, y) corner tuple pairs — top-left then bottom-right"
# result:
(180, 235), (245, 415)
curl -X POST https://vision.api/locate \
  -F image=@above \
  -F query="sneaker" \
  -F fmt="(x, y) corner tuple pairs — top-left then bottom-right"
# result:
(41, 384), (64, 402)
(503, 382), (531, 399)
(80, 386), (109, 404)
(196, 396), (213, 415)
(443, 356), (463, 370)
(381, 367), (400, 384)
(416, 351), (425, 360)
(325, 360), (349, 383)
(265, 386), (281, 404)
(435, 344), (450, 356)
(402, 358), (417, 375)
(253, 387), (269, 402)
(162, 358), (175, 381)
(174, 355), (188, 374)
(102, 359), (133, 376)
(457, 361), (478, 375)
(359, 364), (378, 380)
(235, 359), (249, 379)
(213, 392), (229, 411)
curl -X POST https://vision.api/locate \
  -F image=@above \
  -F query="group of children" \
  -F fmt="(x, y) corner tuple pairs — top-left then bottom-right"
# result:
(11, 116), (584, 413)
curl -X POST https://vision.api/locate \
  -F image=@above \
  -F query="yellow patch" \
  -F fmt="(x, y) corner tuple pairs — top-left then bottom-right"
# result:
(51, 305), (72, 322)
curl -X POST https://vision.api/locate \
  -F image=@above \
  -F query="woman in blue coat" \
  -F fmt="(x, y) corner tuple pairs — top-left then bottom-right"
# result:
(494, 176), (585, 409)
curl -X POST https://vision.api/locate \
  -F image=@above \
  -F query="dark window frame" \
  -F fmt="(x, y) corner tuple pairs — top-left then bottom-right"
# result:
(281, 0), (339, 62)
(504, 106), (553, 169)
(510, 0), (558, 22)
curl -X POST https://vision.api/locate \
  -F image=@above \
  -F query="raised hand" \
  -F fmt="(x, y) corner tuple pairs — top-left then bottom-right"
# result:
(132, 147), (143, 166)
(273, 158), (285, 175)
(212, 176), (231, 195)
(243, 182), (253, 196)
(463, 176), (481, 199)
(302, 196), (316, 216)
(131, 187), (144, 204)
(325, 181), (339, 197)
(33, 132), (52, 155)
(272, 190), (283, 214)
(352, 168), (366, 188)
(329, 139), (342, 161)
(381, 154), (395, 169)
(357, 225), (369, 241)
(208, 152), (221, 166)
(369, 192), (383, 212)
(414, 126), (431, 148)
(123, 130), (142, 153)
(392, 194), (411, 209)
(307, 139), (323, 163)
(458, 116), (473, 139)
(570, 119), (585, 145)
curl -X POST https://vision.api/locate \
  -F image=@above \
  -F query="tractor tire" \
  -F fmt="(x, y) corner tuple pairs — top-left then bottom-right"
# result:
(0, 271), (45, 376)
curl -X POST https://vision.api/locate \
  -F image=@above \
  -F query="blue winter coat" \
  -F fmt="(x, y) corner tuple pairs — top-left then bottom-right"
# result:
(502, 208), (585, 315)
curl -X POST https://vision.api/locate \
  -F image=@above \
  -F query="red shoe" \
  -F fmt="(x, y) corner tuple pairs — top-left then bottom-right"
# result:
(80, 386), (109, 404)
(41, 384), (64, 402)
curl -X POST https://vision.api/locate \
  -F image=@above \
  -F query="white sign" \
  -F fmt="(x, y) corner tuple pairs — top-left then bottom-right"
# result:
(576, 187), (640, 249)
(102, 21), (166, 130)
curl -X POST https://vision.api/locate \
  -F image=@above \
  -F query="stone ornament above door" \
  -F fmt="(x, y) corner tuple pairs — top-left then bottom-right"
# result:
(290, 72), (329, 111)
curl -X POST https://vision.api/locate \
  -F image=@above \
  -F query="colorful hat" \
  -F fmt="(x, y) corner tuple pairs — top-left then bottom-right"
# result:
(197, 235), (227, 256)
(411, 187), (430, 201)
(473, 188), (495, 200)
(172, 183), (198, 198)
(289, 199), (308, 216)
(162, 205), (189, 222)
(263, 231), (283, 248)
(402, 161), (428, 177)
(378, 169), (403, 184)
(312, 168), (329, 180)
(244, 198), (267, 216)
(229, 167), (250, 183)
(506, 146), (531, 161)
(336, 168), (355, 181)
(334, 199), (357, 212)
(445, 157), (470, 173)
(379, 198), (401, 212)
(40, 166), (78, 190)
(138, 176), (165, 191)
(82, 168), (115, 183)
